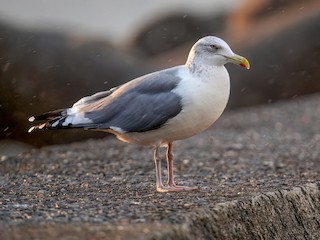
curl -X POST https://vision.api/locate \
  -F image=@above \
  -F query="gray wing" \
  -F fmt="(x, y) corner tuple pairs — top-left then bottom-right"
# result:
(78, 68), (183, 132)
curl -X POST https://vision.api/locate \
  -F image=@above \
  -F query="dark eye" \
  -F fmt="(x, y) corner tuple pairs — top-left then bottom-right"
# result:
(210, 44), (218, 50)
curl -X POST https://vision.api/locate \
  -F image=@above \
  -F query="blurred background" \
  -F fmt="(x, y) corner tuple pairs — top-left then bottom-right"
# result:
(0, 0), (319, 155)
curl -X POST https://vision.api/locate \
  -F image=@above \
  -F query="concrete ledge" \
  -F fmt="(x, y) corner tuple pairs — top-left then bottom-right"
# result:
(155, 183), (320, 240)
(1, 184), (319, 240)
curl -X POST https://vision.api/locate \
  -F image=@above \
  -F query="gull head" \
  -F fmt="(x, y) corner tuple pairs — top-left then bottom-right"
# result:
(186, 36), (250, 70)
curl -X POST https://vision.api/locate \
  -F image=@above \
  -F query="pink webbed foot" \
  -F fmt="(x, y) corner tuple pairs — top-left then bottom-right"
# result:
(156, 184), (199, 193)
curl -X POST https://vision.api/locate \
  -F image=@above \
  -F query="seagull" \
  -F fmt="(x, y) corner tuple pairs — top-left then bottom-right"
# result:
(28, 36), (250, 192)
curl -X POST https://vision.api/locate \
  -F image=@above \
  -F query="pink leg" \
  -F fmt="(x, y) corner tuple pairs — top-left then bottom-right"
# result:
(166, 142), (175, 187)
(154, 143), (199, 192)
(153, 146), (165, 191)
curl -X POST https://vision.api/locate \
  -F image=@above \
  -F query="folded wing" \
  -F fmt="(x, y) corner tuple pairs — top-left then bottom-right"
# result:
(29, 68), (183, 134)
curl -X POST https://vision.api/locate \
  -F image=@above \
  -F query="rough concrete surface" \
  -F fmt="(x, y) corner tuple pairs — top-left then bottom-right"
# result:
(0, 94), (320, 239)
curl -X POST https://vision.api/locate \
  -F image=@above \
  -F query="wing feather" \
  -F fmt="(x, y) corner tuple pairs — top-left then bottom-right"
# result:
(80, 68), (183, 132)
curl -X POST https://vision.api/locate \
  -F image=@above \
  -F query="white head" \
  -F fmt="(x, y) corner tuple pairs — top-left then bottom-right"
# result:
(186, 36), (250, 69)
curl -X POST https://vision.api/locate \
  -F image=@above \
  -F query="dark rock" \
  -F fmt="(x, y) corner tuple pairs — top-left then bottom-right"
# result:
(0, 22), (149, 146)
(228, 11), (320, 108)
(131, 14), (225, 57)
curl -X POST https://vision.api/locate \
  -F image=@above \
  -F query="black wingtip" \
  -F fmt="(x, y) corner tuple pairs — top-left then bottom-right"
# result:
(28, 109), (67, 132)
(29, 109), (66, 122)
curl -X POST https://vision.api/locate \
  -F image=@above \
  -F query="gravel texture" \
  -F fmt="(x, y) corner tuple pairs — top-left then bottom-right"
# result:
(0, 94), (319, 239)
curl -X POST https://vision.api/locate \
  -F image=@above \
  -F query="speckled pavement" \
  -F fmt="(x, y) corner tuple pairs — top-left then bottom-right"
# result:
(1, 94), (319, 239)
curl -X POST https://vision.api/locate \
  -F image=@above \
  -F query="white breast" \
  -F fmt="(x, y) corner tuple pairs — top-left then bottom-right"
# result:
(165, 65), (230, 140)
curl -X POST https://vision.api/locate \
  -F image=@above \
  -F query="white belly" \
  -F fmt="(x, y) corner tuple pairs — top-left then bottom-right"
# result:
(116, 66), (230, 146)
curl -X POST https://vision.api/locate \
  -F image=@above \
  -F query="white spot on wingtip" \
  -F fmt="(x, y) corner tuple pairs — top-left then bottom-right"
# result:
(28, 116), (35, 122)
(28, 126), (35, 133)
